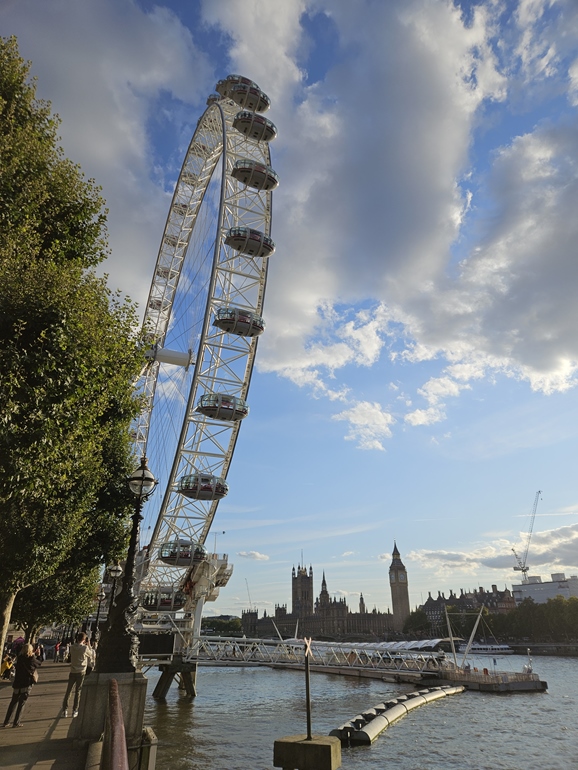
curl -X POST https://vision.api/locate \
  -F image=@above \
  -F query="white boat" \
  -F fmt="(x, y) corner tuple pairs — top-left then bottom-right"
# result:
(457, 642), (514, 655)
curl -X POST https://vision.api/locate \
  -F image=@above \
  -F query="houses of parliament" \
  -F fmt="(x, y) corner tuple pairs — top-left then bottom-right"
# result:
(241, 543), (411, 641)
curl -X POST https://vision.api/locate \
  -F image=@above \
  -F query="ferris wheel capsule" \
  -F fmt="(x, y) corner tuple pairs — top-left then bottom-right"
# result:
(212, 306), (266, 337)
(159, 540), (208, 567)
(229, 84), (270, 113)
(233, 111), (277, 142)
(196, 393), (249, 421)
(215, 74), (259, 99)
(231, 159), (279, 191)
(173, 203), (190, 217)
(178, 473), (229, 500)
(224, 227), (275, 258)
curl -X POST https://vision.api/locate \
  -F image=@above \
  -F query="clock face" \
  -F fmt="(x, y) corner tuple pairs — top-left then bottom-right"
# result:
(399, 572), (406, 582)
(390, 573), (396, 582)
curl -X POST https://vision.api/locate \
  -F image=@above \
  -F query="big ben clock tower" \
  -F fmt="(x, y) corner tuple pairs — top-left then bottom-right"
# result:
(389, 542), (410, 633)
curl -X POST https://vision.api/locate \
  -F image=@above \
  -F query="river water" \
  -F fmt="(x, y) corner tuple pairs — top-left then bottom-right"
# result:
(143, 655), (577, 769)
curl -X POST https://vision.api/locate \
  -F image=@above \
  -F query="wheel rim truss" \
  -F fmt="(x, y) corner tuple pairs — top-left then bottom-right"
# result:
(135, 96), (273, 603)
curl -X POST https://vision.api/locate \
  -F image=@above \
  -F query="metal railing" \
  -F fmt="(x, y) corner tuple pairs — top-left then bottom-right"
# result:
(179, 636), (445, 674)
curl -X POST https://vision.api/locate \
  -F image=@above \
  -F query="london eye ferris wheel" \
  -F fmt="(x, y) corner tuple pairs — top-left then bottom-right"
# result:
(132, 74), (278, 633)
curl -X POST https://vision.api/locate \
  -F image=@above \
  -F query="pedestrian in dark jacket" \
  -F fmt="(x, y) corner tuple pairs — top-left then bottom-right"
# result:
(2, 644), (41, 727)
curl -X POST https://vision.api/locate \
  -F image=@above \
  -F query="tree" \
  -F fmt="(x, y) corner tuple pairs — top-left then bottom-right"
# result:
(0, 37), (144, 653)
(201, 617), (243, 636)
(11, 565), (102, 643)
(403, 609), (430, 638)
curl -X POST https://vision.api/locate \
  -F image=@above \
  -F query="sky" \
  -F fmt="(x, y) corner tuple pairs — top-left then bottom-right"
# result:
(3, 0), (578, 619)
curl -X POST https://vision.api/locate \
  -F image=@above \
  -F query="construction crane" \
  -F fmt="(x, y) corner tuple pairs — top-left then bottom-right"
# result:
(245, 579), (254, 611)
(512, 490), (542, 582)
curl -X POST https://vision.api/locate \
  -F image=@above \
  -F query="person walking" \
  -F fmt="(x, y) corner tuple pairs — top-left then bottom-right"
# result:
(60, 642), (70, 663)
(61, 632), (92, 718)
(2, 643), (41, 728)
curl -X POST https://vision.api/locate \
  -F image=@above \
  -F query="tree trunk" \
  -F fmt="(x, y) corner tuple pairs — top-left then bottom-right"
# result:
(0, 591), (17, 653)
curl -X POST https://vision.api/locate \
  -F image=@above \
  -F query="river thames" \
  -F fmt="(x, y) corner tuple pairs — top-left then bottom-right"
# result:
(143, 655), (576, 769)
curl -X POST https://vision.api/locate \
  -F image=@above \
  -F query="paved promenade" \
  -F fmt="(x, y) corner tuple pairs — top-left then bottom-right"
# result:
(0, 662), (87, 770)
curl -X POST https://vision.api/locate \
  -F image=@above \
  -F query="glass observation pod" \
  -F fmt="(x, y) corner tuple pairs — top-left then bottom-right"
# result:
(224, 226), (275, 258)
(159, 540), (208, 567)
(206, 93), (220, 105)
(215, 74), (259, 100)
(229, 83), (270, 113)
(231, 159), (279, 192)
(172, 203), (189, 217)
(178, 473), (229, 500)
(141, 590), (186, 611)
(156, 264), (179, 281)
(233, 111), (277, 143)
(212, 306), (266, 337)
(148, 297), (170, 313)
(163, 234), (183, 248)
(196, 393), (249, 421)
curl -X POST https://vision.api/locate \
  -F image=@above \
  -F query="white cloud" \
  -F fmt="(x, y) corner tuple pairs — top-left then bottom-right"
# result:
(569, 58), (578, 105)
(332, 401), (395, 450)
(409, 523), (578, 577)
(7, 0), (578, 447)
(404, 407), (446, 427)
(1, 0), (213, 304)
(237, 551), (270, 561)
(418, 376), (471, 406)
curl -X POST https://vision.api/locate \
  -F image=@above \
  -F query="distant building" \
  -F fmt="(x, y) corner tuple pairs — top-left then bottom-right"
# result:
(512, 573), (578, 604)
(389, 542), (410, 633)
(241, 544), (410, 640)
(421, 585), (516, 633)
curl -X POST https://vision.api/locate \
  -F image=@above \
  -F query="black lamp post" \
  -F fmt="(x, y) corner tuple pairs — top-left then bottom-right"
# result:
(107, 564), (123, 621)
(91, 588), (107, 644)
(96, 456), (157, 673)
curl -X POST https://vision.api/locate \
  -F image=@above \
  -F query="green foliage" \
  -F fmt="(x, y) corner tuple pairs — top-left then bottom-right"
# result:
(11, 564), (101, 639)
(0, 36), (108, 267)
(202, 617), (243, 636)
(0, 261), (142, 591)
(446, 605), (490, 640)
(403, 609), (431, 637)
(476, 597), (578, 643)
(0, 36), (145, 651)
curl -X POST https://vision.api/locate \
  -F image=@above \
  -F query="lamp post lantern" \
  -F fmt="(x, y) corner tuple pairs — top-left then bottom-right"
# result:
(90, 588), (107, 644)
(106, 563), (123, 621)
(96, 457), (157, 673)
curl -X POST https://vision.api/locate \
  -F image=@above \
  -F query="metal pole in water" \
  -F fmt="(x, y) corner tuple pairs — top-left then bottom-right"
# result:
(304, 637), (312, 740)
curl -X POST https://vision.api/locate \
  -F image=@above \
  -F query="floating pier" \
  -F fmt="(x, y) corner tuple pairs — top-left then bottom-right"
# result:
(435, 666), (547, 693)
(330, 685), (465, 746)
